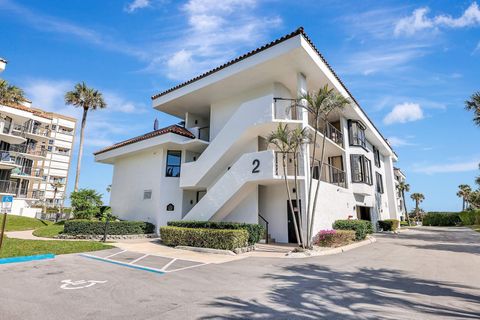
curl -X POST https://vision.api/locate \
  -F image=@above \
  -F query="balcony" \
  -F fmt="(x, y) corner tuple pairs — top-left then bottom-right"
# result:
(311, 160), (347, 188)
(0, 121), (27, 144)
(9, 144), (47, 160)
(0, 180), (17, 194)
(11, 166), (44, 180)
(25, 125), (51, 142)
(31, 190), (45, 199)
(307, 115), (344, 148)
(0, 151), (19, 170)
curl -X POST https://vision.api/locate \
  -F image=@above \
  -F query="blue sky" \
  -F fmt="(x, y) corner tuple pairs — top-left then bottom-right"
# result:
(1, 0), (479, 211)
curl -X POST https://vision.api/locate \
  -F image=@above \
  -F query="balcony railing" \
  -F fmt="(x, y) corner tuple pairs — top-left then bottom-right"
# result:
(0, 180), (17, 194)
(198, 126), (210, 142)
(11, 123), (26, 137)
(273, 98), (302, 121)
(0, 150), (14, 163)
(32, 190), (45, 199)
(311, 160), (347, 188)
(275, 151), (300, 176)
(307, 116), (344, 148)
(27, 126), (51, 137)
(9, 144), (47, 157)
(12, 166), (44, 177)
(58, 129), (74, 136)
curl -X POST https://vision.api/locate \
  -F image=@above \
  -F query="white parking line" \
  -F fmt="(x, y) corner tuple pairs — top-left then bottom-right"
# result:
(128, 254), (149, 265)
(166, 263), (209, 273)
(104, 250), (127, 259)
(160, 258), (177, 271)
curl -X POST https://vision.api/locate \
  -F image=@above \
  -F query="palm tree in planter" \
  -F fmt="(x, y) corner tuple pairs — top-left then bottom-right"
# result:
(410, 193), (425, 223)
(297, 85), (350, 248)
(0, 79), (26, 105)
(65, 82), (106, 191)
(396, 181), (410, 224)
(465, 91), (480, 127)
(456, 184), (472, 211)
(268, 123), (304, 248)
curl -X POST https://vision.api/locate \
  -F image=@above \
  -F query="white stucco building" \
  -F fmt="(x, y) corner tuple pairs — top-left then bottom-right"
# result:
(95, 28), (406, 243)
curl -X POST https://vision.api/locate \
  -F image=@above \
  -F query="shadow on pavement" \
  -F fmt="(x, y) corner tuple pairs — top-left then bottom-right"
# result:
(201, 265), (480, 319)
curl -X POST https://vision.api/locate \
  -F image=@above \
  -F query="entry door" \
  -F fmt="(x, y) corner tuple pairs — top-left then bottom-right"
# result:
(287, 200), (301, 244)
(356, 206), (371, 221)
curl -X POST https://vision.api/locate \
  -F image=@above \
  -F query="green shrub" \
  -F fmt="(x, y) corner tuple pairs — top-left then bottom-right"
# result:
(167, 221), (264, 245)
(70, 189), (102, 218)
(459, 211), (480, 225)
(313, 229), (355, 247)
(378, 219), (400, 231)
(160, 226), (248, 250)
(332, 219), (372, 240)
(400, 221), (410, 227)
(64, 220), (155, 235)
(422, 212), (460, 226)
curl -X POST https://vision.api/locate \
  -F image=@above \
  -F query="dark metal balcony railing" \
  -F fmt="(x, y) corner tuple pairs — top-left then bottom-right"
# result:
(12, 166), (43, 177)
(0, 180), (17, 194)
(198, 126), (210, 142)
(273, 98), (302, 121)
(28, 126), (51, 137)
(307, 115), (344, 148)
(0, 151), (14, 163)
(9, 144), (47, 157)
(311, 160), (347, 188)
(11, 123), (25, 137)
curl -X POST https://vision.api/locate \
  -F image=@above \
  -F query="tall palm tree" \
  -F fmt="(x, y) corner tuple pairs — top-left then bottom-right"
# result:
(298, 85), (350, 247)
(50, 181), (64, 222)
(465, 91), (480, 127)
(456, 184), (472, 211)
(396, 182), (410, 224)
(268, 123), (303, 247)
(0, 79), (25, 105)
(65, 82), (106, 191)
(410, 193), (425, 222)
(476, 164), (480, 187)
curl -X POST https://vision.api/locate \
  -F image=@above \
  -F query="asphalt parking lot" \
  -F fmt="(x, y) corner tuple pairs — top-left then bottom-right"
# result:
(0, 227), (479, 320)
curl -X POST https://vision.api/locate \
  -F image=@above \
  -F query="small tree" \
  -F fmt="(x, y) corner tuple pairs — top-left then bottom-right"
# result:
(410, 193), (425, 222)
(456, 184), (472, 211)
(70, 188), (103, 220)
(396, 182), (410, 224)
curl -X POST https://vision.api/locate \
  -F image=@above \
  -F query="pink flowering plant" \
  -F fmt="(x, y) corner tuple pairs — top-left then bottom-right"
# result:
(313, 229), (355, 247)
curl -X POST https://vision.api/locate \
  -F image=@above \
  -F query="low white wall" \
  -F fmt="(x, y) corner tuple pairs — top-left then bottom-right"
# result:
(259, 184), (289, 244)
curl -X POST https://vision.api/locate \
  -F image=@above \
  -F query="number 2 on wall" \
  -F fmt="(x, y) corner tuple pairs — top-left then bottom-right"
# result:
(252, 159), (260, 173)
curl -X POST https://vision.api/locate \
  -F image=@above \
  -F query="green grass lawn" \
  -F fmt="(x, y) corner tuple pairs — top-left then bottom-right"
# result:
(0, 237), (113, 258)
(470, 225), (480, 233)
(0, 215), (51, 232)
(32, 222), (65, 238)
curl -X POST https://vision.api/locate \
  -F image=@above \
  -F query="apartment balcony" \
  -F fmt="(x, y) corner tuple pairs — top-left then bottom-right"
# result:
(273, 98), (303, 121)
(11, 166), (44, 180)
(0, 180), (17, 195)
(188, 126), (210, 142)
(307, 114), (344, 148)
(9, 144), (47, 160)
(31, 190), (45, 199)
(0, 150), (19, 170)
(24, 126), (51, 142)
(311, 160), (347, 188)
(0, 121), (27, 144)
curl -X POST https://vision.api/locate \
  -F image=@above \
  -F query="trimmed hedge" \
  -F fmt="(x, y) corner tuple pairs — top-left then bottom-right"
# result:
(64, 220), (155, 235)
(422, 212), (460, 226)
(459, 211), (480, 226)
(378, 219), (400, 232)
(313, 229), (355, 247)
(160, 226), (248, 250)
(332, 219), (372, 240)
(167, 221), (264, 245)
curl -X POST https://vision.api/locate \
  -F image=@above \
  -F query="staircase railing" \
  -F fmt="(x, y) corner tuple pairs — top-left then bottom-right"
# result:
(258, 213), (269, 244)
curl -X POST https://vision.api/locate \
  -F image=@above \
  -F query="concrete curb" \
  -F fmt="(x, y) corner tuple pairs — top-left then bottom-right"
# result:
(175, 246), (237, 256)
(286, 237), (376, 258)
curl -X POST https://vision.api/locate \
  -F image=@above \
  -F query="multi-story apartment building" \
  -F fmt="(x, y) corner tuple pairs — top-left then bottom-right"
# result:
(394, 167), (408, 219)
(0, 58), (76, 217)
(95, 28), (405, 243)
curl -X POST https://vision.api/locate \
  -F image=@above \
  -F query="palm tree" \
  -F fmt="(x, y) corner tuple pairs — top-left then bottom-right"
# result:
(298, 85), (350, 247)
(410, 193), (425, 222)
(456, 184), (472, 211)
(50, 181), (64, 222)
(476, 164), (480, 187)
(65, 82), (106, 191)
(0, 79), (25, 105)
(396, 182), (410, 224)
(465, 91), (480, 127)
(268, 123), (303, 247)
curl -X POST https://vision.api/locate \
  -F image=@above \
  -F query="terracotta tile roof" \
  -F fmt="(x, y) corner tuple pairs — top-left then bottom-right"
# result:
(93, 124), (195, 155)
(0, 102), (51, 120)
(150, 27), (396, 155)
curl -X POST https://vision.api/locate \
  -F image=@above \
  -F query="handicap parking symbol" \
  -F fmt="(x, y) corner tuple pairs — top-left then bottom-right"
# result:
(60, 279), (107, 290)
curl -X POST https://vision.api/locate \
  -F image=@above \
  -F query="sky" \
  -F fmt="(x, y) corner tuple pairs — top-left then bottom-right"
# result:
(0, 0), (479, 212)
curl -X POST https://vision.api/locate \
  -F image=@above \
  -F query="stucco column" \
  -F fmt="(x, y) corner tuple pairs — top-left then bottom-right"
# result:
(297, 73), (310, 236)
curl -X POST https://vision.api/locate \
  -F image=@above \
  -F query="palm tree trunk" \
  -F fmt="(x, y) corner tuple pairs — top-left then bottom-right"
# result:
(308, 125), (327, 243)
(283, 154), (301, 247)
(74, 108), (88, 192)
(293, 152), (305, 248)
(462, 198), (465, 211)
(306, 115), (318, 247)
(402, 191), (409, 226)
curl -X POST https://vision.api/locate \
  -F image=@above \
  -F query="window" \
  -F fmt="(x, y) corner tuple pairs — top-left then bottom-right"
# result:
(48, 139), (54, 145)
(166, 150), (182, 177)
(348, 120), (367, 148)
(143, 190), (152, 200)
(350, 154), (372, 185)
(373, 146), (381, 168)
(376, 172), (384, 194)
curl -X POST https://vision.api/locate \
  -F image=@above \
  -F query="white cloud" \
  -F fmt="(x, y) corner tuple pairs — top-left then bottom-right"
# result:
(412, 160), (480, 174)
(103, 92), (147, 114)
(383, 102), (424, 125)
(386, 136), (414, 147)
(147, 0), (282, 80)
(125, 0), (151, 13)
(395, 2), (480, 36)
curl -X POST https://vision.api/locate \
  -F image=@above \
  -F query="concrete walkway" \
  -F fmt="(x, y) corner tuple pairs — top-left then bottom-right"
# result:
(5, 230), (63, 241)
